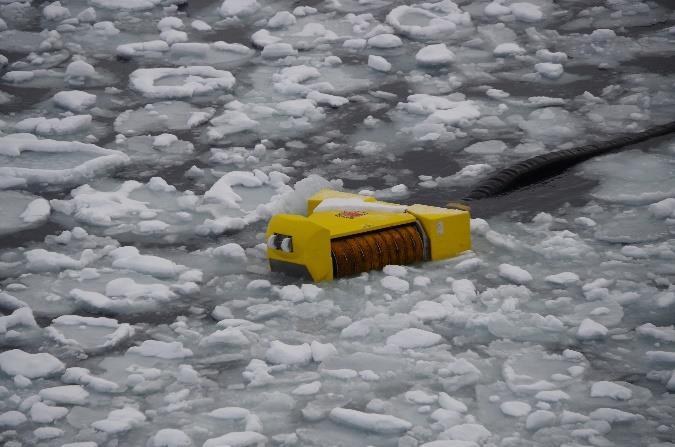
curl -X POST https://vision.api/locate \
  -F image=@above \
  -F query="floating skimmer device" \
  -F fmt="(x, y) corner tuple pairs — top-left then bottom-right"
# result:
(266, 190), (471, 282)
(265, 120), (675, 282)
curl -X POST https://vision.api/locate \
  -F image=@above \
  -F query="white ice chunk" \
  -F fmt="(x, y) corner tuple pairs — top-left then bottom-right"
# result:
(493, 43), (525, 57)
(381, 275), (410, 293)
(213, 243), (247, 262)
(43, 1), (70, 21)
(576, 318), (608, 340)
(25, 248), (80, 272)
(148, 428), (192, 447)
(526, 410), (556, 430)
(306, 90), (349, 107)
(129, 66), (235, 99)
(293, 6), (317, 16)
(93, 21), (120, 35)
(266, 340), (312, 365)
(649, 198), (675, 219)
(261, 43), (297, 59)
(0, 411), (27, 427)
(590, 381), (632, 400)
(589, 408), (643, 423)
(89, 0), (161, 10)
(545, 272), (580, 286)
(62, 367), (119, 392)
(276, 98), (320, 117)
(208, 407), (250, 419)
(536, 49), (567, 63)
(439, 393), (468, 413)
(57, 319), (120, 353)
(0, 134), (129, 188)
(34, 426), (63, 440)
(268, 11), (296, 28)
(220, 0), (259, 17)
(485, 1), (512, 16)
(367, 34), (402, 49)
(535, 390), (569, 402)
(203, 170), (266, 206)
(560, 410), (589, 425)
(203, 432), (267, 447)
(0, 350), (64, 378)
(519, 107), (580, 143)
(92, 407), (146, 433)
(637, 324), (675, 343)
(411, 301), (449, 321)
(191, 20), (212, 31)
(200, 327), (250, 347)
(405, 390), (437, 404)
(498, 264), (532, 284)
(310, 341), (337, 362)
(117, 40), (169, 58)
(442, 424), (491, 443)
(127, 340), (193, 359)
(590, 29), (616, 42)
(416, 44), (455, 66)
(65, 60), (97, 81)
(53, 90), (96, 112)
(510, 3), (543, 22)
(386, 328), (441, 349)
(383, 265), (407, 277)
(157, 17), (183, 31)
(329, 408), (412, 434)
(39, 385), (89, 405)
(15, 115), (92, 136)
(343, 39), (367, 49)
(421, 442), (478, 447)
(500, 401), (531, 417)
(292, 381), (321, 395)
(386, 4), (469, 40)
(0, 308), (37, 334)
(30, 402), (68, 423)
(368, 55), (392, 72)
(535, 62), (564, 79)
(110, 247), (186, 278)
(160, 29), (188, 45)
(464, 140), (507, 154)
(251, 29), (281, 47)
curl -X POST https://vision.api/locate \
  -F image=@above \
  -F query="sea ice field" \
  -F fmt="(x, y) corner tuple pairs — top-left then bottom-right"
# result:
(0, 0), (675, 446)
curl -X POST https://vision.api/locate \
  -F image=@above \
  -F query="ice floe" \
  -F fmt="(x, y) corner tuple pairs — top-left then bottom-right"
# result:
(129, 66), (235, 99)
(0, 134), (129, 189)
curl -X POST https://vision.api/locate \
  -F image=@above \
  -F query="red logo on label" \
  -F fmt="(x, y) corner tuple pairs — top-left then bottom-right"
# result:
(336, 210), (367, 219)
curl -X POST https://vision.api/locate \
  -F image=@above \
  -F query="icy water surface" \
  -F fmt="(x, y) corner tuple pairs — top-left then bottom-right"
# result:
(1, 0), (675, 446)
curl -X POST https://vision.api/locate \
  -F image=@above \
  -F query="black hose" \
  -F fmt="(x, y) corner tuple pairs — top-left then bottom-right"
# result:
(461, 120), (675, 202)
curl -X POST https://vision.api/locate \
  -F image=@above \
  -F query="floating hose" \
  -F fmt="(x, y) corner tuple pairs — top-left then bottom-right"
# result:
(461, 120), (675, 203)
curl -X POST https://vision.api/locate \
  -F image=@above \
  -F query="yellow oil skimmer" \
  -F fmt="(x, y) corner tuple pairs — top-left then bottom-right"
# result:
(266, 190), (471, 282)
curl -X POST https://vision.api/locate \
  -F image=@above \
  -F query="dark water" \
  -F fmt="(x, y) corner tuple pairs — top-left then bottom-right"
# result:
(624, 54), (675, 76)
(0, 83), (53, 114)
(650, 0), (675, 10)
(2, 50), (31, 66)
(209, 23), (253, 46)
(488, 65), (616, 98)
(0, 221), (67, 251)
(179, 0), (217, 15)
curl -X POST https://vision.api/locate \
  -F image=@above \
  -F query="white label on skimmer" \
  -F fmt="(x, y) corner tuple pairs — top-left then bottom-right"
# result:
(437, 222), (444, 235)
